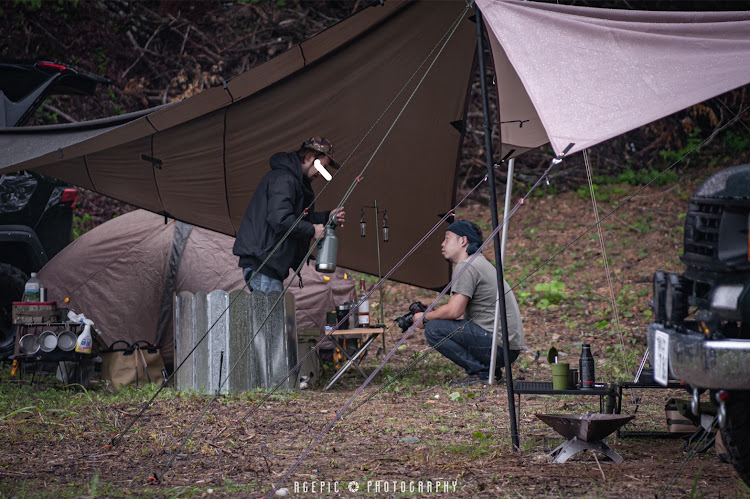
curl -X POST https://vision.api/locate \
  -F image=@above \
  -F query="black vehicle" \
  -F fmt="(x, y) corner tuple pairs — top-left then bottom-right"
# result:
(0, 61), (111, 357)
(0, 60), (111, 127)
(648, 163), (750, 485)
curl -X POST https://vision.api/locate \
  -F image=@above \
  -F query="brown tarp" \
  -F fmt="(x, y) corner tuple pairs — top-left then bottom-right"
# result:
(3, 1), (750, 289)
(1, 1), (476, 290)
(37, 209), (355, 367)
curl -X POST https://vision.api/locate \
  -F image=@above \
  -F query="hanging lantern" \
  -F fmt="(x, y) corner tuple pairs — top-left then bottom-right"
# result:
(382, 210), (389, 242)
(360, 208), (366, 238)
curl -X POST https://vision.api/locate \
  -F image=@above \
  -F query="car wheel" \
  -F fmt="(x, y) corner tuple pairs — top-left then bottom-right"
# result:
(721, 390), (750, 487)
(0, 262), (28, 357)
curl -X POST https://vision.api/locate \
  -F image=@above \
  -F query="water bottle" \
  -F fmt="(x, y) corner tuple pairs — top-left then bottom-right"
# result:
(315, 222), (338, 273)
(23, 272), (42, 302)
(357, 279), (370, 327)
(579, 344), (595, 390)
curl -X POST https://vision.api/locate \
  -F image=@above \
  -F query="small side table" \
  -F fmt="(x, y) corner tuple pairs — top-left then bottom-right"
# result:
(324, 328), (385, 390)
(514, 381), (617, 429)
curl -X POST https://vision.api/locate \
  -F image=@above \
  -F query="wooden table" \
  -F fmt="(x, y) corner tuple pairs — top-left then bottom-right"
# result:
(324, 327), (386, 390)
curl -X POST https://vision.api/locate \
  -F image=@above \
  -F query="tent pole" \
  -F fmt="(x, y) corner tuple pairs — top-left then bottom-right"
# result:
(476, 7), (519, 450)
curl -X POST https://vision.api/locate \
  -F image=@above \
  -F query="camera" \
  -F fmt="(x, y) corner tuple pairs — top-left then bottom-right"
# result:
(395, 301), (427, 332)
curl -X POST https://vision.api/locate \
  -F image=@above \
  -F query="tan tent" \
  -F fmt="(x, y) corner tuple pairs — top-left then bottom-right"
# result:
(3, 0), (750, 290)
(37, 209), (354, 367)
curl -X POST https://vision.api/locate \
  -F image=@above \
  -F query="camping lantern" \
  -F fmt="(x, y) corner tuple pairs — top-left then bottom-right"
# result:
(382, 210), (389, 242)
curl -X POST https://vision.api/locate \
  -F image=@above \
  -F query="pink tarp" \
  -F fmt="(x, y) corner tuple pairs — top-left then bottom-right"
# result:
(478, 0), (750, 157)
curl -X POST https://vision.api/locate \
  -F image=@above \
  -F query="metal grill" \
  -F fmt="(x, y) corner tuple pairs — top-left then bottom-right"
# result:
(684, 200), (723, 260)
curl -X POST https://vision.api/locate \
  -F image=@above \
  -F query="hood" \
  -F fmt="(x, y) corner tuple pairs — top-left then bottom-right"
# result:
(270, 151), (302, 180)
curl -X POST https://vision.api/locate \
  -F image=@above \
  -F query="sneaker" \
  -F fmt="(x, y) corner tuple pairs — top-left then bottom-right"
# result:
(449, 375), (487, 387)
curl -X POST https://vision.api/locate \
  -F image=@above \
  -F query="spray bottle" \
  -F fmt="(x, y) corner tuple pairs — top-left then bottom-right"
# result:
(68, 310), (94, 354)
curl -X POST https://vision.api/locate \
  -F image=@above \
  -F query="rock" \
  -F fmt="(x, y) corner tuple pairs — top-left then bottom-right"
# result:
(397, 437), (420, 444)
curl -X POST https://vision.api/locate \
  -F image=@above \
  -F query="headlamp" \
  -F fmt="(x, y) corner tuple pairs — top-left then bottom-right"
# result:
(314, 159), (332, 181)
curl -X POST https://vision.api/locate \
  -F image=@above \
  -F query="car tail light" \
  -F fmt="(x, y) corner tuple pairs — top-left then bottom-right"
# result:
(36, 61), (68, 72)
(61, 188), (78, 207)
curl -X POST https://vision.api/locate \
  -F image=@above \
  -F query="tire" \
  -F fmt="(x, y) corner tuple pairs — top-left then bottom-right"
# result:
(0, 262), (28, 358)
(721, 390), (750, 487)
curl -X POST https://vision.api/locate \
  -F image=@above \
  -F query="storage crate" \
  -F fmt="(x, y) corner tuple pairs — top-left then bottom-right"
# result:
(12, 302), (61, 324)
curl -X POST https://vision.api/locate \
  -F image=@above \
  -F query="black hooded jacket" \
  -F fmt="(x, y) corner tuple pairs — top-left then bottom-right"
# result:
(233, 151), (330, 281)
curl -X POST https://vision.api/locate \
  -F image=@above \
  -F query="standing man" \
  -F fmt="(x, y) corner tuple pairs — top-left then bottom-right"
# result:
(233, 137), (345, 293)
(412, 220), (523, 386)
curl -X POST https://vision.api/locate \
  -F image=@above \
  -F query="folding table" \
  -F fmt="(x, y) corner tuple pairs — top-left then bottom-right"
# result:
(324, 327), (385, 390)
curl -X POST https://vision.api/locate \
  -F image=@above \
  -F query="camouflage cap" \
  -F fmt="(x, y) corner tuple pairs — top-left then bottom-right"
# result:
(301, 136), (340, 169)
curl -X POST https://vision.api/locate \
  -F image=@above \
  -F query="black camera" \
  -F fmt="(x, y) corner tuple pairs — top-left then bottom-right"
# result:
(395, 301), (427, 332)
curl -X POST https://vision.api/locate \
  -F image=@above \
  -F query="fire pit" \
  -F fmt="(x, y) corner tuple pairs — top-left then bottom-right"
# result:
(536, 413), (635, 463)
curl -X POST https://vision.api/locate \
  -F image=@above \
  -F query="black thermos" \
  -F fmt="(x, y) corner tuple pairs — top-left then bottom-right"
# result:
(579, 344), (595, 390)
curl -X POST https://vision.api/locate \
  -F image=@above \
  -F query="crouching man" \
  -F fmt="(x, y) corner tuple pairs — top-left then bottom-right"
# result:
(413, 220), (523, 386)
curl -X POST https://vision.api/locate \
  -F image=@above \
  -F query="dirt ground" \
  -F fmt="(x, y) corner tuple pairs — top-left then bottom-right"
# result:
(2, 170), (747, 498)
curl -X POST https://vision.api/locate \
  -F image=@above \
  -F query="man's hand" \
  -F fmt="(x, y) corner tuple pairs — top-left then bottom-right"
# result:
(413, 312), (426, 330)
(313, 223), (325, 239)
(331, 207), (346, 227)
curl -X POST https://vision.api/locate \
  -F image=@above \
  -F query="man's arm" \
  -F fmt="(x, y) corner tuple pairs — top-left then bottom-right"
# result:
(413, 293), (469, 329)
(267, 174), (315, 239)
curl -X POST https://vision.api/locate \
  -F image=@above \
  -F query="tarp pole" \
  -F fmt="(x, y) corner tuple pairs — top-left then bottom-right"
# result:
(476, 7), (519, 450)
(500, 159), (514, 266)
(488, 156), (514, 385)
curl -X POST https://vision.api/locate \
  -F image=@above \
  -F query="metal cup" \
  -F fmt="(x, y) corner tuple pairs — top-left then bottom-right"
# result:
(568, 368), (579, 389)
(57, 330), (77, 352)
(19, 334), (40, 355)
(39, 330), (58, 353)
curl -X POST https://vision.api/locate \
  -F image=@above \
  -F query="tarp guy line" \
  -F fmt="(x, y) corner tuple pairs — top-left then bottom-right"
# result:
(107, 2), (474, 451)
(584, 148), (631, 378)
(264, 150), (558, 498)
(505, 105), (750, 300)
(144, 3), (475, 481)
(345, 101), (750, 420)
(235, 175), (486, 424)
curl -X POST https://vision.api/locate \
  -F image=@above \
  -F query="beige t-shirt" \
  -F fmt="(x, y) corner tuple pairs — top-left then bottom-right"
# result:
(452, 254), (524, 350)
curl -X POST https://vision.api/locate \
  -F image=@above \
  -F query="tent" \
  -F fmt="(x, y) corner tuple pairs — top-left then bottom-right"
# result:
(2, 1), (749, 290)
(37, 209), (354, 368)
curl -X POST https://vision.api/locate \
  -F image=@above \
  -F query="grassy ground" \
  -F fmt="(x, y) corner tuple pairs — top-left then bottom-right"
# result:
(1, 168), (748, 497)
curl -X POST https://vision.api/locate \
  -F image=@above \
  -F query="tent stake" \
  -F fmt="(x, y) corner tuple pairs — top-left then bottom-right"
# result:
(476, 7), (519, 451)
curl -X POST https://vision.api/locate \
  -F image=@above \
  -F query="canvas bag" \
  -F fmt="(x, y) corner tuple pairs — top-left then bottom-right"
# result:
(101, 340), (165, 390)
